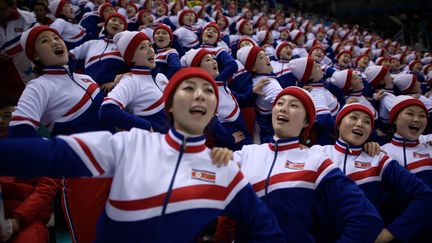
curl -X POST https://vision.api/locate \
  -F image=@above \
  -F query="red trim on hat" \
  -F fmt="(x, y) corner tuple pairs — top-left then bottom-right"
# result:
(238, 19), (248, 35)
(99, 3), (114, 21)
(124, 32), (150, 66)
(276, 42), (290, 60)
(179, 9), (196, 26)
(402, 75), (417, 92)
(409, 60), (421, 71)
(245, 46), (262, 72)
(164, 67), (219, 111)
(237, 36), (256, 50)
(390, 98), (427, 124)
(137, 9), (151, 26)
(25, 26), (60, 62)
(308, 45), (324, 55)
(301, 57), (315, 82)
(342, 69), (353, 92)
(55, 0), (66, 18)
(292, 31), (303, 44)
(336, 103), (375, 129)
(370, 67), (389, 87)
(202, 22), (220, 41)
(191, 49), (212, 67)
(262, 30), (271, 44)
(273, 87), (316, 135)
(105, 13), (127, 30)
(336, 50), (352, 61)
(355, 54), (368, 65)
(153, 24), (173, 42)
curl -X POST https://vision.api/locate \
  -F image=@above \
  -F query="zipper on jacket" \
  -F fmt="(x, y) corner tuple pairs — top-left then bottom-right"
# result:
(403, 138), (407, 168)
(264, 140), (278, 203)
(343, 146), (350, 175)
(161, 136), (186, 216)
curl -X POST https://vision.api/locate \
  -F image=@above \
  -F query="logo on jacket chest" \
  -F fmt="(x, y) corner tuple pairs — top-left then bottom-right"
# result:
(81, 78), (93, 83)
(285, 160), (305, 170)
(191, 169), (216, 183)
(354, 161), (371, 169)
(413, 152), (430, 159)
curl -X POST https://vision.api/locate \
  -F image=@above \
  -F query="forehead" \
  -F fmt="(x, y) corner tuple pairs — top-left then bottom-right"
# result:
(178, 77), (213, 87)
(36, 30), (59, 40)
(155, 28), (169, 34)
(345, 110), (371, 120)
(401, 105), (426, 113)
(108, 16), (123, 22)
(204, 26), (217, 31)
(277, 94), (302, 103)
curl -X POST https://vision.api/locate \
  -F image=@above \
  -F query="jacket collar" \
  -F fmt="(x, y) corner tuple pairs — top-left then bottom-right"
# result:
(391, 134), (419, 147)
(268, 137), (300, 151)
(165, 128), (206, 153)
(334, 139), (363, 155)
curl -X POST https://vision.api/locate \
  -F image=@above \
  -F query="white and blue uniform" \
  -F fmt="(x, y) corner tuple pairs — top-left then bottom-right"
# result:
(312, 139), (432, 242)
(100, 67), (169, 133)
(9, 66), (107, 137)
(234, 137), (384, 242)
(173, 25), (200, 55)
(0, 128), (286, 242)
(70, 37), (128, 85)
(270, 60), (297, 88)
(383, 134), (432, 187)
(50, 18), (88, 49)
(154, 47), (181, 79)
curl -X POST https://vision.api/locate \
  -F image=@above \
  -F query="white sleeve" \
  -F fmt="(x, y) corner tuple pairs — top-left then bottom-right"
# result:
(310, 91), (331, 115)
(59, 130), (132, 177)
(102, 77), (137, 109)
(69, 41), (91, 61)
(9, 81), (51, 128)
(50, 18), (67, 35)
(258, 78), (282, 109)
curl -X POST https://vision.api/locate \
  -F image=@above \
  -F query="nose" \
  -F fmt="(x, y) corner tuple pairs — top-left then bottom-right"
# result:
(194, 88), (205, 101)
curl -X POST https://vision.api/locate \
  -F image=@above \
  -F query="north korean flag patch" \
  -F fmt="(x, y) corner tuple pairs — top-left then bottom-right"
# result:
(354, 161), (371, 169)
(285, 161), (305, 170)
(192, 169), (216, 183)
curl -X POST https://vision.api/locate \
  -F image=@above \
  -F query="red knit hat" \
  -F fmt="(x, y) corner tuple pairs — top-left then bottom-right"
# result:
(288, 56), (315, 82)
(276, 41), (293, 60)
(389, 95), (427, 124)
(113, 31), (151, 66)
(164, 67), (219, 112)
(308, 44), (324, 55)
(336, 50), (352, 61)
(393, 74), (417, 92)
(408, 60), (422, 71)
(48, 0), (66, 18)
(137, 9), (152, 26)
(20, 25), (60, 63)
(335, 103), (375, 129)
(273, 86), (316, 136)
(153, 24), (173, 42)
(365, 66), (389, 87)
(201, 22), (220, 41)
(178, 9), (197, 26)
(331, 69), (353, 92)
(236, 36), (257, 50)
(98, 3), (114, 21)
(104, 13), (128, 30)
(237, 46), (263, 72)
(180, 48), (212, 67)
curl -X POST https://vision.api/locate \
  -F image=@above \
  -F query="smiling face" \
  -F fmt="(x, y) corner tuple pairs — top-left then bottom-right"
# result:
(202, 26), (218, 45)
(33, 30), (68, 66)
(338, 111), (372, 146)
(126, 5), (137, 18)
(394, 105), (427, 140)
(105, 16), (125, 37)
(199, 54), (219, 78)
(154, 28), (171, 48)
(253, 50), (273, 74)
(131, 40), (155, 68)
(170, 77), (217, 135)
(272, 94), (308, 138)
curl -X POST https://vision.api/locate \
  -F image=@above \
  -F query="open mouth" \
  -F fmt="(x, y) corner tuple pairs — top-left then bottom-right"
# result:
(148, 57), (155, 62)
(352, 128), (364, 136)
(276, 115), (289, 123)
(54, 48), (64, 55)
(408, 124), (421, 132)
(190, 106), (207, 115)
